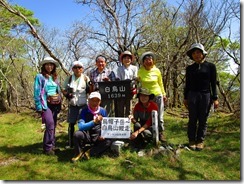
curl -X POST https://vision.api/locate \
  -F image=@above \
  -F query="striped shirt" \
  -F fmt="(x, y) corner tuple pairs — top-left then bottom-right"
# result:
(89, 68), (116, 82)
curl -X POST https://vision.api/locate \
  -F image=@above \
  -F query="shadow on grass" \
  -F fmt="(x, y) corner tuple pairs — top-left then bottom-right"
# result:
(0, 133), (75, 163)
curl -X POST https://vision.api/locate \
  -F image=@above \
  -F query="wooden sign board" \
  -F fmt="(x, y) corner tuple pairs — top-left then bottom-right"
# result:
(96, 80), (131, 99)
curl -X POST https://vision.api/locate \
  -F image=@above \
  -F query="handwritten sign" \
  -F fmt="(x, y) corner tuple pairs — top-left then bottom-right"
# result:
(95, 80), (131, 99)
(101, 117), (131, 139)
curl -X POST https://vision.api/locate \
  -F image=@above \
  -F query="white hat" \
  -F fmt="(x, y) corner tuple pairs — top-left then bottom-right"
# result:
(89, 91), (101, 100)
(39, 57), (59, 67)
(140, 51), (155, 63)
(71, 61), (84, 68)
(186, 43), (208, 59)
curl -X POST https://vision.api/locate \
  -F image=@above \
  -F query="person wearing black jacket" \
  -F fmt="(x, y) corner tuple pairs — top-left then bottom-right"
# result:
(184, 43), (219, 151)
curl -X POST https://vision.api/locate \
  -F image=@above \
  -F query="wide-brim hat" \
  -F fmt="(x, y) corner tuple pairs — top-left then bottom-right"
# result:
(136, 88), (155, 100)
(39, 57), (59, 67)
(119, 51), (135, 62)
(140, 51), (155, 63)
(186, 43), (208, 60)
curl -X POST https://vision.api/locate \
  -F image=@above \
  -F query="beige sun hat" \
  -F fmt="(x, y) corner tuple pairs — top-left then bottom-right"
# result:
(186, 43), (208, 59)
(39, 57), (59, 67)
(119, 50), (135, 62)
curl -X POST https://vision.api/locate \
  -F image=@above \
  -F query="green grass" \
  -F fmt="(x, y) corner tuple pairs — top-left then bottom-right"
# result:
(0, 109), (240, 180)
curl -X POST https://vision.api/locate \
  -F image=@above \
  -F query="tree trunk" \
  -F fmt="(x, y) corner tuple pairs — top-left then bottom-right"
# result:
(217, 82), (233, 112)
(0, 91), (9, 112)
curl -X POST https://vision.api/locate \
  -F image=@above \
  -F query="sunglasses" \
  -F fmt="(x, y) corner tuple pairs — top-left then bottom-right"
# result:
(73, 66), (83, 69)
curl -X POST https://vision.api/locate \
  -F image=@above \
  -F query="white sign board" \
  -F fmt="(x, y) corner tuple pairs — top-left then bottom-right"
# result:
(101, 117), (131, 139)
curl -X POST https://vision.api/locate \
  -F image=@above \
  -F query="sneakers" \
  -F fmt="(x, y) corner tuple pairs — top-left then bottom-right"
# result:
(188, 141), (196, 150)
(196, 142), (204, 151)
(65, 145), (73, 149)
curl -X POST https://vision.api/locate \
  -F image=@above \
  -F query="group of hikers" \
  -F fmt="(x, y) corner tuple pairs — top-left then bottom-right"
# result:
(33, 43), (219, 162)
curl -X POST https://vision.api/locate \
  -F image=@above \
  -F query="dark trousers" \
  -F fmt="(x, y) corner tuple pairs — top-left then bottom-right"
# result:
(67, 105), (85, 147)
(73, 130), (112, 157)
(187, 91), (211, 143)
(114, 96), (132, 117)
(131, 122), (153, 149)
(42, 104), (60, 152)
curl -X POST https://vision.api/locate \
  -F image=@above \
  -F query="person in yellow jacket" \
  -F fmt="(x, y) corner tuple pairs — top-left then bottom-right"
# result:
(137, 51), (167, 143)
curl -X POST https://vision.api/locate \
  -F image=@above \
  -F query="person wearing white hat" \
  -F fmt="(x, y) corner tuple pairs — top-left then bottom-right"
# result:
(184, 43), (219, 151)
(137, 51), (167, 144)
(71, 91), (112, 162)
(62, 60), (91, 149)
(115, 50), (138, 117)
(33, 56), (61, 155)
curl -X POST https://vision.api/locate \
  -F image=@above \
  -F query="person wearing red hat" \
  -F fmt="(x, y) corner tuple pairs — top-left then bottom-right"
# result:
(184, 43), (219, 151)
(115, 50), (138, 117)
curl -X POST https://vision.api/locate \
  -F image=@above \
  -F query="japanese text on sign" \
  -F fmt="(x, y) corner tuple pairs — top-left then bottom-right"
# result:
(97, 80), (131, 99)
(101, 117), (131, 139)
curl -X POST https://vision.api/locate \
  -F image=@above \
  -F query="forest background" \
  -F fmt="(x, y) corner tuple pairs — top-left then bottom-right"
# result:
(0, 0), (240, 115)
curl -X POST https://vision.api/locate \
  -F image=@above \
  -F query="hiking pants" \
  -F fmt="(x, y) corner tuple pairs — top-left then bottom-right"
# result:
(42, 104), (60, 152)
(73, 130), (112, 157)
(187, 91), (211, 143)
(154, 95), (164, 131)
(67, 105), (86, 147)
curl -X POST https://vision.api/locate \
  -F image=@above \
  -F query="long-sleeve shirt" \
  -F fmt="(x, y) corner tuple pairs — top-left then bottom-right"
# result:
(137, 65), (166, 96)
(116, 65), (138, 80)
(89, 68), (116, 82)
(33, 74), (61, 111)
(184, 61), (218, 100)
(77, 106), (107, 142)
(133, 101), (158, 127)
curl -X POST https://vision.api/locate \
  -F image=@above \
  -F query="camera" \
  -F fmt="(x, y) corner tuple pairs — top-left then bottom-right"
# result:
(66, 85), (74, 99)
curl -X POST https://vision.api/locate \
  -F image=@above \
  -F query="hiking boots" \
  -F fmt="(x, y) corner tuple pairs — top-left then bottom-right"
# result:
(44, 149), (55, 156)
(196, 142), (204, 151)
(41, 124), (46, 131)
(188, 141), (196, 150)
(159, 132), (167, 144)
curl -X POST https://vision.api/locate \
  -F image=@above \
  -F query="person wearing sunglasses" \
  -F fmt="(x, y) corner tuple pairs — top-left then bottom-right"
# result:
(62, 60), (91, 149)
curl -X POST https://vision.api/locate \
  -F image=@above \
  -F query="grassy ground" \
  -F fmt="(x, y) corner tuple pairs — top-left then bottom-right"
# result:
(0, 108), (240, 180)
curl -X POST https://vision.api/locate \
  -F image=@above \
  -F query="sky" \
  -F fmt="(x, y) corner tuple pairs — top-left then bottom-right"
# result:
(9, 0), (241, 33)
(10, 0), (89, 32)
